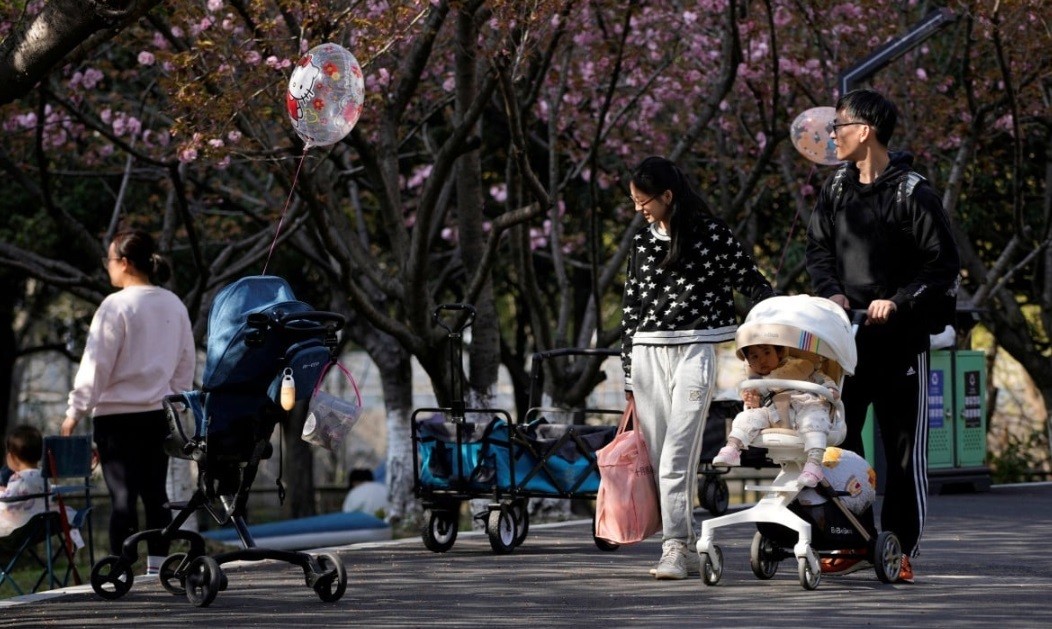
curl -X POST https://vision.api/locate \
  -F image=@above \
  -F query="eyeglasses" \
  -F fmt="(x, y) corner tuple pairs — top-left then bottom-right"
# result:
(630, 195), (657, 209)
(830, 121), (868, 134)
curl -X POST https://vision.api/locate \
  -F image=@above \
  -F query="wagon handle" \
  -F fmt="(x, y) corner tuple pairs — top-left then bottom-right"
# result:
(433, 303), (476, 334)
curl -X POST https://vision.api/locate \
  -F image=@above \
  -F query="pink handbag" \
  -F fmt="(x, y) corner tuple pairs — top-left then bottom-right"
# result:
(594, 399), (661, 545)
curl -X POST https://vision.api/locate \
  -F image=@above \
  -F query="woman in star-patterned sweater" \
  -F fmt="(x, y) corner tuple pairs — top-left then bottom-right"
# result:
(622, 156), (774, 580)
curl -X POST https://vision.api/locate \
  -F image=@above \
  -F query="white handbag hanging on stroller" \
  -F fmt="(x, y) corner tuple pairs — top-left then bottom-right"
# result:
(695, 295), (902, 590)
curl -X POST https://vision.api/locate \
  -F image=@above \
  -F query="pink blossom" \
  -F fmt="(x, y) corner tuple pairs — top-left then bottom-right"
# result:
(208, 138), (225, 148)
(407, 165), (432, 188)
(99, 144), (114, 157)
(216, 156), (231, 170)
(529, 226), (547, 249)
(915, 68), (928, 81)
(227, 130), (242, 142)
(17, 112), (38, 129)
(99, 108), (112, 124)
(442, 76), (455, 92)
(151, 32), (169, 50)
(82, 68), (104, 89)
(244, 51), (262, 65)
(207, 0), (223, 11)
(112, 115), (141, 137)
(489, 184), (507, 202)
(48, 128), (68, 148)
(179, 147), (199, 163)
(138, 51), (155, 66)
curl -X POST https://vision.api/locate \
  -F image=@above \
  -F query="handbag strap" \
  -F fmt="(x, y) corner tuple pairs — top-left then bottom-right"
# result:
(313, 359), (363, 406)
(617, 398), (636, 434)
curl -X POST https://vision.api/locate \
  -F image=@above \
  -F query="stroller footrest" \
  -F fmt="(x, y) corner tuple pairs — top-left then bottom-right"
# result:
(744, 483), (799, 493)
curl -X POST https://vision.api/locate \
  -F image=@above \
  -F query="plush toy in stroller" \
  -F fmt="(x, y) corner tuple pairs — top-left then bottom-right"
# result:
(694, 295), (902, 590)
(88, 276), (350, 607)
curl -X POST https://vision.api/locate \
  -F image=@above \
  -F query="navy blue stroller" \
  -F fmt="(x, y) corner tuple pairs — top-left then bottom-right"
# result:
(88, 276), (349, 607)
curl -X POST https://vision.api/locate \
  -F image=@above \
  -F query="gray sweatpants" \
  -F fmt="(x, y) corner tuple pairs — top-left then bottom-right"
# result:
(630, 343), (715, 545)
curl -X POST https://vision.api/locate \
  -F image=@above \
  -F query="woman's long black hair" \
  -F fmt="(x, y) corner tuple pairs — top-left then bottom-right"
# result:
(630, 156), (714, 269)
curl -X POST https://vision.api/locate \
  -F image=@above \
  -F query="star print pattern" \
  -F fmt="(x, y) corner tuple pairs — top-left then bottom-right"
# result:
(621, 219), (774, 388)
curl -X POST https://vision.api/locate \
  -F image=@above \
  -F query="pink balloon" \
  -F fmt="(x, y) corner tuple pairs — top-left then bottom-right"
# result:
(286, 43), (365, 148)
(790, 106), (841, 166)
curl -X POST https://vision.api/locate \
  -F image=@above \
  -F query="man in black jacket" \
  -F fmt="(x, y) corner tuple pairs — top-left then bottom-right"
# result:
(805, 88), (960, 584)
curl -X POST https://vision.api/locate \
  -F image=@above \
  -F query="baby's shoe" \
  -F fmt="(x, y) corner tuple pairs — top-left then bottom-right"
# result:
(712, 444), (741, 467)
(798, 461), (824, 487)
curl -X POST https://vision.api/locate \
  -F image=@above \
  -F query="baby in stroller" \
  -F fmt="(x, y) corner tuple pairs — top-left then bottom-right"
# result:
(695, 295), (902, 590)
(711, 342), (840, 487)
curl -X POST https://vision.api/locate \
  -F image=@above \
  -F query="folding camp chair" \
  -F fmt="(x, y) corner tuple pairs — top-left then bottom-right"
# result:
(0, 510), (65, 595)
(41, 435), (96, 587)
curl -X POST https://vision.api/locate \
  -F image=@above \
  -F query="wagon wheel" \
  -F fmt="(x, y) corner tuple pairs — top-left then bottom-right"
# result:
(421, 509), (459, 553)
(486, 506), (516, 554)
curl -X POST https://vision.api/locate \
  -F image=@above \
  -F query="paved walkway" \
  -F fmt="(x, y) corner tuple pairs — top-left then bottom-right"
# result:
(3, 482), (1050, 628)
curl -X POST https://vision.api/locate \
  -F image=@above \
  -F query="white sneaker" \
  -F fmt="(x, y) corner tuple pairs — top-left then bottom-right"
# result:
(652, 540), (700, 580)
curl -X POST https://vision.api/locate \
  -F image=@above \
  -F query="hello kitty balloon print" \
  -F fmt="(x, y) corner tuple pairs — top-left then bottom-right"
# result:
(286, 43), (365, 148)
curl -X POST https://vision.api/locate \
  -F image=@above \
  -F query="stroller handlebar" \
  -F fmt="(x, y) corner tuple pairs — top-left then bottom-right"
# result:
(278, 310), (346, 328)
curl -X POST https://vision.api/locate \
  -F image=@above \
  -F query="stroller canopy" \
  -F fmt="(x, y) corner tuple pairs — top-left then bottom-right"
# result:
(735, 295), (857, 375)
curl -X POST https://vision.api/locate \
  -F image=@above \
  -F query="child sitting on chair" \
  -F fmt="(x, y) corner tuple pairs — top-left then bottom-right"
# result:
(712, 344), (838, 487)
(0, 425), (46, 536)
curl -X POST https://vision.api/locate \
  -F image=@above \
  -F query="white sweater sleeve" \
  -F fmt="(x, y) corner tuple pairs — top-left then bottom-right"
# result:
(66, 300), (123, 422)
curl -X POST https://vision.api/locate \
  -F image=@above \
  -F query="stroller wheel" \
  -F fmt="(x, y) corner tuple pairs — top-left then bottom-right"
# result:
(422, 509), (459, 553)
(312, 552), (347, 602)
(486, 506), (516, 554)
(749, 532), (779, 580)
(185, 555), (222, 608)
(90, 556), (134, 600)
(701, 545), (723, 586)
(798, 547), (821, 590)
(159, 553), (188, 596)
(701, 477), (730, 516)
(872, 530), (903, 583)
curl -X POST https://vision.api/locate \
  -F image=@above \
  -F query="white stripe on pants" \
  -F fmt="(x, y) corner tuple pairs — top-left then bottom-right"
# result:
(630, 342), (715, 544)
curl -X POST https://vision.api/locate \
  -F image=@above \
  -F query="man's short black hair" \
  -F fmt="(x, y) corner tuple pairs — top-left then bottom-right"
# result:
(348, 468), (374, 486)
(836, 88), (898, 147)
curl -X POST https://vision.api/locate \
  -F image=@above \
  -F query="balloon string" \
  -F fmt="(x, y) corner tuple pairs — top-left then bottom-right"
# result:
(262, 146), (310, 275)
(774, 163), (817, 284)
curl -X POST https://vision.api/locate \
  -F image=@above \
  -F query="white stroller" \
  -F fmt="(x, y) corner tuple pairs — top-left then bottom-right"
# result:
(695, 295), (902, 590)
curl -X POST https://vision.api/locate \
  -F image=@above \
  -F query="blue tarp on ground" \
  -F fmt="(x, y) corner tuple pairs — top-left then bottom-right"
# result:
(202, 511), (391, 551)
